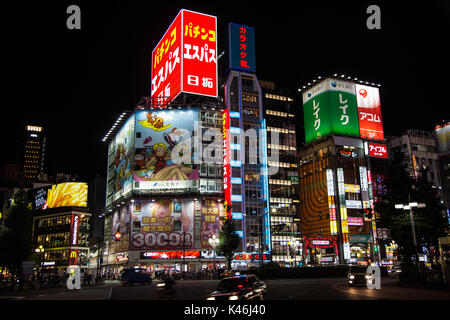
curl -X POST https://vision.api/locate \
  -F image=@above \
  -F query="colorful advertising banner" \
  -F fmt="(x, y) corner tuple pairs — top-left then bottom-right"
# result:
(303, 78), (359, 144)
(32, 182), (88, 210)
(108, 115), (134, 200)
(356, 84), (384, 141)
(131, 199), (194, 250)
(201, 199), (221, 248)
(133, 109), (199, 191)
(151, 9), (217, 105)
(227, 23), (256, 72)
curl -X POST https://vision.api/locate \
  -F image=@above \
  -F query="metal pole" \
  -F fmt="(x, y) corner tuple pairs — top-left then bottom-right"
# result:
(409, 206), (420, 271)
(183, 231), (186, 279)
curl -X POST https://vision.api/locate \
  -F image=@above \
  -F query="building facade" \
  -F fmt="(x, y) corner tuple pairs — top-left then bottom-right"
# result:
(260, 80), (301, 266)
(298, 76), (388, 265)
(23, 125), (47, 183)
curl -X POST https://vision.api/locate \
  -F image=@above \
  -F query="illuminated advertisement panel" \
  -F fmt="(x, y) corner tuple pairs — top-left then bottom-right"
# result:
(133, 109), (199, 191)
(110, 205), (131, 253)
(435, 122), (450, 153)
(110, 116), (134, 200)
(227, 23), (256, 72)
(181, 10), (218, 97)
(131, 199), (194, 250)
(356, 84), (384, 141)
(337, 168), (351, 260)
(151, 11), (182, 105)
(368, 142), (388, 158)
(141, 251), (200, 259)
(326, 169), (337, 235)
(201, 199), (221, 248)
(33, 182), (88, 210)
(223, 110), (231, 218)
(303, 78), (359, 144)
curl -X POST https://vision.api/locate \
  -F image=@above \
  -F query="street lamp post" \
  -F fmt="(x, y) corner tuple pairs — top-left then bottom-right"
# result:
(35, 245), (45, 284)
(395, 202), (426, 271)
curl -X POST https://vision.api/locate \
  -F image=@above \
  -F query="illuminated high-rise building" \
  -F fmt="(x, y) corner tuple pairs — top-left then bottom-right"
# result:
(298, 76), (388, 265)
(24, 125), (46, 183)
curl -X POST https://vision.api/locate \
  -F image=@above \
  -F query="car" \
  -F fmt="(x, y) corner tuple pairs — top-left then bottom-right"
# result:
(120, 268), (152, 286)
(347, 266), (373, 287)
(387, 265), (402, 277)
(206, 275), (267, 300)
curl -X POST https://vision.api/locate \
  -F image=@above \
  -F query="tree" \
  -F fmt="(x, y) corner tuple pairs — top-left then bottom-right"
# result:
(375, 149), (417, 274)
(215, 218), (241, 271)
(375, 149), (447, 279)
(0, 190), (34, 275)
(410, 167), (447, 263)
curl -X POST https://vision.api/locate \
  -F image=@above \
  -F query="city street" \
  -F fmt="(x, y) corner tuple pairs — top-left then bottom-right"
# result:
(1, 277), (449, 300)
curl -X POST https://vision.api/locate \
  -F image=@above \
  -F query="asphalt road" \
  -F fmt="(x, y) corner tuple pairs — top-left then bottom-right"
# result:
(1, 277), (449, 300)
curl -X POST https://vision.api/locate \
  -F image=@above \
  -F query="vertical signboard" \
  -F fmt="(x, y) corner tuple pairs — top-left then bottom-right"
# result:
(151, 9), (217, 105)
(151, 11), (183, 105)
(303, 78), (359, 144)
(356, 84), (384, 141)
(181, 10), (218, 97)
(200, 199), (220, 248)
(227, 23), (256, 72)
(223, 110), (231, 219)
(337, 168), (351, 260)
(326, 169), (338, 235)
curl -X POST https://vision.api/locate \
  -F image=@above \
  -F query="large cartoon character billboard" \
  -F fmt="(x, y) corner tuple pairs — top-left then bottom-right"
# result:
(131, 199), (194, 250)
(133, 109), (199, 191)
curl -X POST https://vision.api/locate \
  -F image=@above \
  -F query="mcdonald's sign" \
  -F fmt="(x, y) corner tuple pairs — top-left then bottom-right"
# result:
(69, 250), (78, 265)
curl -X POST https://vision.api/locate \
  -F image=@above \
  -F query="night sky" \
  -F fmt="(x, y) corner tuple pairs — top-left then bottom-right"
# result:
(3, 1), (449, 181)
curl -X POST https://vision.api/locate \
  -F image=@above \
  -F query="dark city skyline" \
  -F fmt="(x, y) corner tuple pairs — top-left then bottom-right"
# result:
(3, 0), (449, 180)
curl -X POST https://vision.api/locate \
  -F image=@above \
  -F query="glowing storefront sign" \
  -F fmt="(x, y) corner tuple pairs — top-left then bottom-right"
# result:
(223, 110), (231, 219)
(368, 142), (388, 158)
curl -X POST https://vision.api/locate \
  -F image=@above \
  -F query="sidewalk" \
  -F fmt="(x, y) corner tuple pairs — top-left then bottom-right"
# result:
(0, 282), (120, 300)
(332, 277), (450, 300)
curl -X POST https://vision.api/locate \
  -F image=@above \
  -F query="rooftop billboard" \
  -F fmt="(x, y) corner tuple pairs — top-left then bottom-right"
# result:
(303, 78), (359, 144)
(356, 84), (384, 141)
(32, 182), (88, 210)
(151, 9), (217, 105)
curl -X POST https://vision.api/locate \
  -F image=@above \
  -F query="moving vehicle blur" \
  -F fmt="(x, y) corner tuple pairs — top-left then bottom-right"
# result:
(120, 268), (152, 286)
(207, 275), (267, 300)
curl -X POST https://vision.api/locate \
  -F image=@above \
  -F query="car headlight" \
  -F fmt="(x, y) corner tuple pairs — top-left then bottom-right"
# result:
(365, 275), (371, 279)
(349, 275), (355, 279)
(157, 283), (165, 287)
(206, 297), (215, 300)
(229, 295), (239, 300)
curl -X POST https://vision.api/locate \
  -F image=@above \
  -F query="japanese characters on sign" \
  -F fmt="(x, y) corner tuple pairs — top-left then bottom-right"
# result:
(368, 142), (388, 158)
(181, 10), (218, 97)
(302, 78), (359, 144)
(223, 110), (231, 219)
(356, 84), (384, 141)
(151, 10), (217, 107)
(227, 23), (256, 72)
(151, 11), (182, 106)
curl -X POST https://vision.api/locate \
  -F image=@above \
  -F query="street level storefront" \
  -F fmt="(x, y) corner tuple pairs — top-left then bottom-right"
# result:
(32, 207), (91, 271)
(303, 237), (339, 265)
